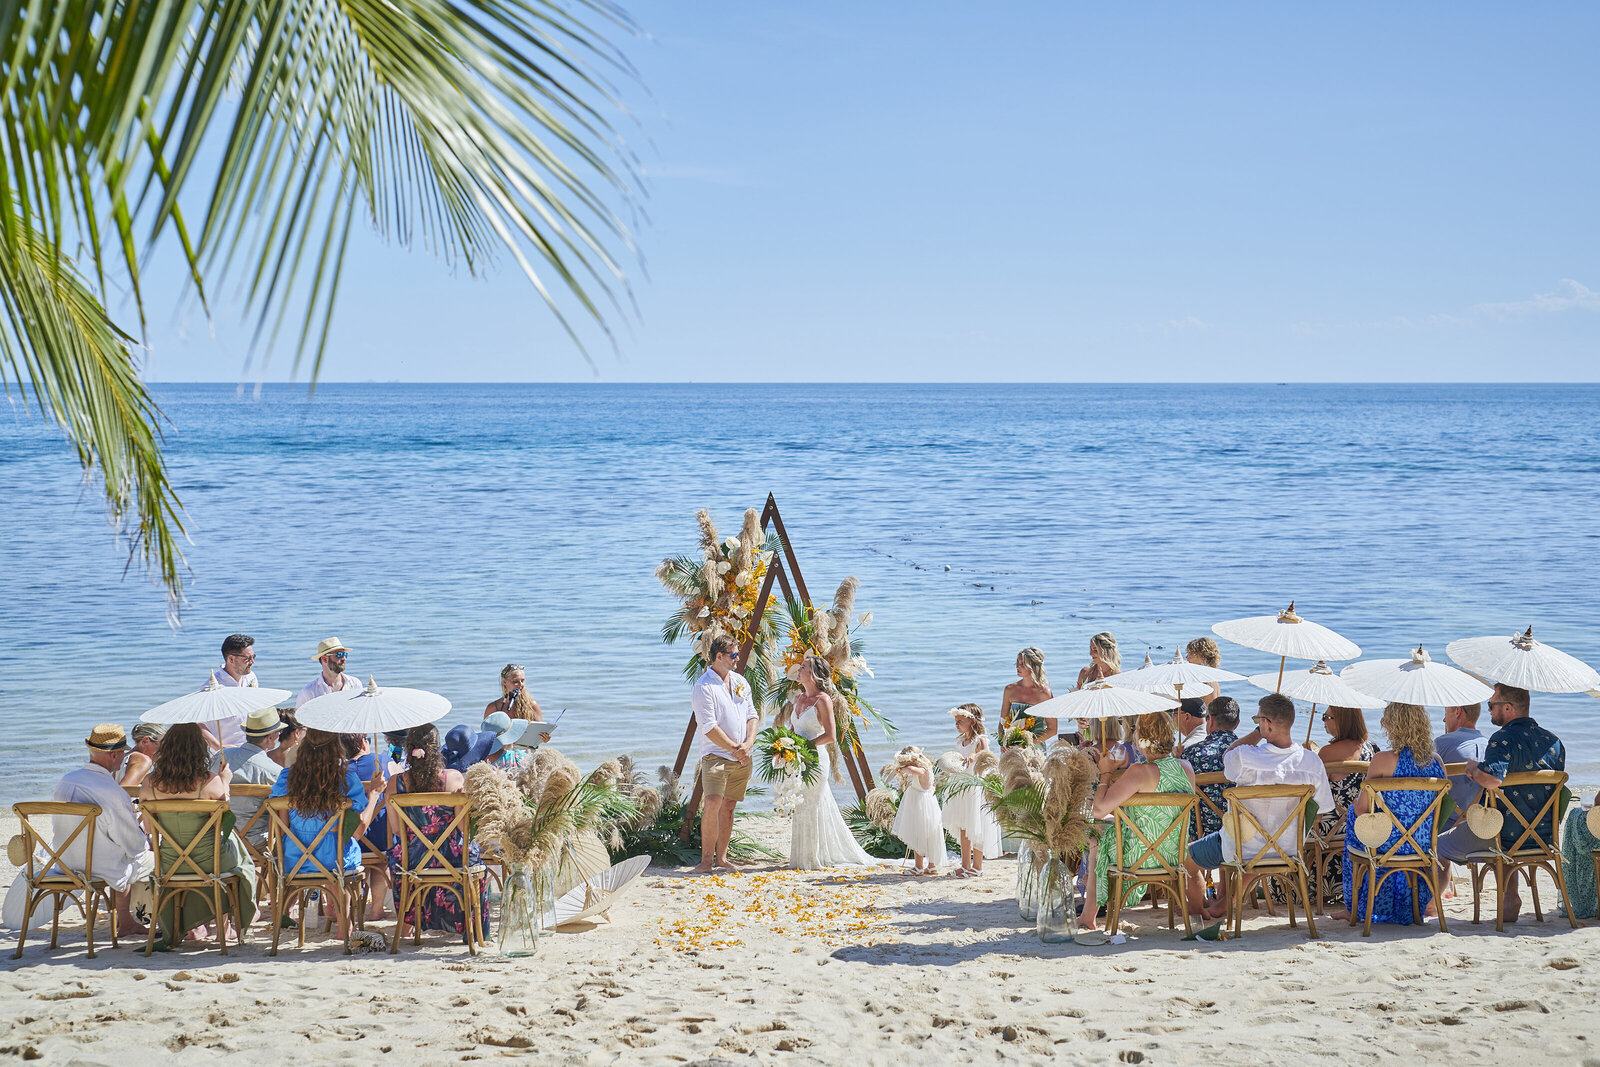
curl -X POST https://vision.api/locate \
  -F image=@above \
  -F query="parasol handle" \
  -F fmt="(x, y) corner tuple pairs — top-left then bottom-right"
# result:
(1275, 656), (1285, 693)
(1305, 702), (1316, 745)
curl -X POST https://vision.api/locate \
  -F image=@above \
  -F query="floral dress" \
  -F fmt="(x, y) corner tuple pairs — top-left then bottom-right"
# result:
(1093, 757), (1194, 907)
(1341, 748), (1445, 924)
(1560, 806), (1599, 920)
(1299, 740), (1377, 907)
(388, 778), (489, 943)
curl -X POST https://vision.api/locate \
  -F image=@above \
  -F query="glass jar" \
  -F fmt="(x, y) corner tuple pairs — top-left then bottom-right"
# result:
(1016, 841), (1041, 921)
(498, 863), (552, 956)
(1036, 854), (1078, 943)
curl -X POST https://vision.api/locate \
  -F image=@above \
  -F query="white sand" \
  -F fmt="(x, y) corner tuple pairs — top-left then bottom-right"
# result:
(2, 812), (1596, 1065)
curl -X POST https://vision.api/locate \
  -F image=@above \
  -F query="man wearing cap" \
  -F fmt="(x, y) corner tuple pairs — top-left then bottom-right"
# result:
(296, 637), (363, 709)
(38, 726), (154, 933)
(203, 633), (260, 750)
(225, 708), (285, 850)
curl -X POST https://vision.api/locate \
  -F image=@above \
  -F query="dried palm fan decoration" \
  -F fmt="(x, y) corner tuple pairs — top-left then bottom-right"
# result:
(941, 745), (1094, 872)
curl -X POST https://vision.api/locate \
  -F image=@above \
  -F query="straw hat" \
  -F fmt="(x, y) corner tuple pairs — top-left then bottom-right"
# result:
(312, 636), (353, 661)
(243, 707), (284, 738)
(85, 724), (128, 751)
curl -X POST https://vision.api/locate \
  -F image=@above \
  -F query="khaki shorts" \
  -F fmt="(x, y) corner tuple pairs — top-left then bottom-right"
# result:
(699, 754), (753, 802)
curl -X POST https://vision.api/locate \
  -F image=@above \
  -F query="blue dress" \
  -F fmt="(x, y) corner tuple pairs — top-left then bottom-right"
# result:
(270, 766), (368, 874)
(1341, 748), (1445, 924)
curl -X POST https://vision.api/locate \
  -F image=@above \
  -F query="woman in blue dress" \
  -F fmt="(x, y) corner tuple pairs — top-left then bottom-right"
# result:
(1336, 702), (1446, 925)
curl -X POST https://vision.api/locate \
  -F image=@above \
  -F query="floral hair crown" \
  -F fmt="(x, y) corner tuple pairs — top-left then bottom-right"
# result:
(949, 706), (979, 721)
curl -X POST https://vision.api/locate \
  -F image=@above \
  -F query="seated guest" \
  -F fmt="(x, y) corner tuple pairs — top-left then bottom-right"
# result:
(1173, 698), (1208, 755)
(1081, 713), (1197, 930)
(1559, 798), (1599, 920)
(1436, 684), (1564, 925)
(1304, 706), (1376, 909)
(269, 728), (382, 941)
(2, 725), (156, 935)
(295, 637), (362, 708)
(384, 724), (486, 944)
(1183, 696), (1240, 838)
(1435, 703), (1489, 826)
(1083, 715), (1134, 773)
(342, 733), (392, 921)
(1334, 702), (1446, 924)
(139, 723), (256, 944)
(224, 708), (284, 849)
(1187, 695), (1334, 920)
(119, 723), (165, 788)
(442, 724), (495, 774)
(270, 708), (304, 769)
(1184, 637), (1223, 707)
(480, 712), (534, 772)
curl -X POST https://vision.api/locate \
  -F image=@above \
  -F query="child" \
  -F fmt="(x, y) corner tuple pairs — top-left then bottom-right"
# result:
(887, 746), (945, 875)
(941, 705), (1003, 877)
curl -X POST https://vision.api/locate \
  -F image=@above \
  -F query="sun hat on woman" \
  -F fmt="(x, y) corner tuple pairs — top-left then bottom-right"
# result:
(479, 711), (531, 753)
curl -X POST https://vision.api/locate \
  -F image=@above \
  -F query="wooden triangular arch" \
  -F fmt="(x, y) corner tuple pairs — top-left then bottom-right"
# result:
(673, 494), (877, 837)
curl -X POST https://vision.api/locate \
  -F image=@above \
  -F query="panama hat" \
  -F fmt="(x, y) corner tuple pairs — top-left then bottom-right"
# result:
(312, 636), (353, 661)
(86, 724), (129, 751)
(243, 707), (284, 738)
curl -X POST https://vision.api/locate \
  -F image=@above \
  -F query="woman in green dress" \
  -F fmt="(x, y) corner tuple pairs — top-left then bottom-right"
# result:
(999, 646), (1055, 747)
(139, 723), (258, 944)
(1080, 712), (1196, 930)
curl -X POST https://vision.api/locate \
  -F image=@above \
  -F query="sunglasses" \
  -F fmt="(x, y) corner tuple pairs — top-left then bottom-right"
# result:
(328, 651), (349, 661)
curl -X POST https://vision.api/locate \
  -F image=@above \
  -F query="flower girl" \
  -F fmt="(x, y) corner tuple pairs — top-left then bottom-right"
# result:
(941, 705), (1003, 876)
(886, 746), (945, 875)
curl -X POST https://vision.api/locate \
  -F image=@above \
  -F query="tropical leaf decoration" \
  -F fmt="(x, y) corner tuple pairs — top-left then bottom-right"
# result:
(772, 578), (890, 757)
(755, 725), (821, 786)
(0, 0), (641, 615)
(655, 508), (781, 709)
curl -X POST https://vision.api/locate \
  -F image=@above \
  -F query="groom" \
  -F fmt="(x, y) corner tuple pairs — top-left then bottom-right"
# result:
(692, 635), (759, 873)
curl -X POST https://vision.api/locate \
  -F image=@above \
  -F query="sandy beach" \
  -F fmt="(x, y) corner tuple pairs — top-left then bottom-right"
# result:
(3, 811), (1595, 1065)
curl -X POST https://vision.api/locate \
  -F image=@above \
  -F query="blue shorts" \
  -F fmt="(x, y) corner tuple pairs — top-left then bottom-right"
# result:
(1189, 831), (1224, 869)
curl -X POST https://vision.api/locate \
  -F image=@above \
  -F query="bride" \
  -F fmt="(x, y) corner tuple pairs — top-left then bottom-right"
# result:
(784, 655), (875, 869)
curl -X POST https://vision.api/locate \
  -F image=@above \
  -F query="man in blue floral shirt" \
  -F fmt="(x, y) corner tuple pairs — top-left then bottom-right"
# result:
(1182, 696), (1240, 837)
(1436, 683), (1565, 924)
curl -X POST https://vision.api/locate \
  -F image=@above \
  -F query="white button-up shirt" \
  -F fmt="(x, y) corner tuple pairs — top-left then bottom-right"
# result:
(50, 762), (152, 890)
(1219, 741), (1335, 862)
(692, 667), (756, 761)
(295, 670), (362, 709)
(209, 665), (260, 747)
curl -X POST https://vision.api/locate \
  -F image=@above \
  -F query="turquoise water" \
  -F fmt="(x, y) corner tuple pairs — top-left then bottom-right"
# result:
(2, 383), (1598, 802)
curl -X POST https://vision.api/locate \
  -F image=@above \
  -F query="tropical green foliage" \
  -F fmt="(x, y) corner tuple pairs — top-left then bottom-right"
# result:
(607, 764), (780, 867)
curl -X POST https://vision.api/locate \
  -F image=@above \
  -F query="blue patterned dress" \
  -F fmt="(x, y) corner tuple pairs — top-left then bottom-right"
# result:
(1341, 748), (1445, 924)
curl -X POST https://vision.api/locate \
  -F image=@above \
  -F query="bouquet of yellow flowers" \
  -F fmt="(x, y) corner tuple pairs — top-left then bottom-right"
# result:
(755, 725), (821, 787)
(997, 713), (1041, 749)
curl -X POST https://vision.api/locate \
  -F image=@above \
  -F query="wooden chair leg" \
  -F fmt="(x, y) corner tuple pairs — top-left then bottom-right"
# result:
(1493, 861), (1506, 932)
(1409, 871), (1422, 927)
(84, 892), (99, 960)
(49, 893), (62, 949)
(1526, 867), (1544, 922)
(1299, 868), (1317, 939)
(1550, 861), (1579, 929)
(1177, 871), (1192, 938)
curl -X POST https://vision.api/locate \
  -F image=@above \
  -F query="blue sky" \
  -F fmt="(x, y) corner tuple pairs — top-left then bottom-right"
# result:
(141, 2), (1600, 382)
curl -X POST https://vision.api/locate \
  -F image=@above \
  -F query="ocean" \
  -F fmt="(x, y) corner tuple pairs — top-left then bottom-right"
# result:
(2, 383), (1598, 804)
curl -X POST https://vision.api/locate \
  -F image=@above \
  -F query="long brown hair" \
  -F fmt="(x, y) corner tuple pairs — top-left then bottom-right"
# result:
(1324, 706), (1368, 745)
(149, 723), (211, 794)
(286, 729), (349, 817)
(404, 724), (444, 792)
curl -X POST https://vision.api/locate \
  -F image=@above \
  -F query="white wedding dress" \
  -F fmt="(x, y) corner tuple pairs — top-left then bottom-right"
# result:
(788, 706), (875, 869)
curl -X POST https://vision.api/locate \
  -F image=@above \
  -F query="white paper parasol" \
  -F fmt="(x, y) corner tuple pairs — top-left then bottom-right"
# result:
(1025, 682), (1180, 722)
(555, 854), (651, 928)
(550, 832), (613, 900)
(1445, 627), (1600, 695)
(1108, 648), (1244, 700)
(1212, 601), (1362, 690)
(142, 676), (294, 724)
(295, 676), (451, 733)
(1339, 648), (1494, 707)
(1247, 661), (1386, 710)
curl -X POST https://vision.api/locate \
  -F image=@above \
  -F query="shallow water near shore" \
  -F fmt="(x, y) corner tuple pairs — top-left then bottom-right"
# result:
(2, 382), (1598, 803)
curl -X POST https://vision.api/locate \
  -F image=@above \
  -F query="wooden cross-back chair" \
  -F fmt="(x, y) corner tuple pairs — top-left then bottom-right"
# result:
(1348, 778), (1450, 936)
(1219, 785), (1318, 939)
(1457, 770), (1576, 932)
(229, 784), (273, 903)
(264, 798), (358, 955)
(1299, 760), (1368, 914)
(387, 793), (484, 954)
(1187, 772), (1229, 897)
(1438, 762), (1472, 827)
(1105, 793), (1199, 938)
(140, 799), (247, 956)
(9, 803), (118, 960)
(351, 821), (393, 934)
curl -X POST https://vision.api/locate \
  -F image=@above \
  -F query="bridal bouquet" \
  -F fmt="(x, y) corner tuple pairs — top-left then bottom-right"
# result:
(755, 725), (821, 787)
(996, 713), (1041, 749)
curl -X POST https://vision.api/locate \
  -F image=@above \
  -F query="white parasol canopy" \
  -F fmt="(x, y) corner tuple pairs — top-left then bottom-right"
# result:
(1247, 661), (1386, 710)
(550, 832), (613, 900)
(1339, 648), (1494, 708)
(1445, 627), (1600, 695)
(1212, 602), (1362, 662)
(1108, 648), (1244, 699)
(295, 676), (451, 733)
(555, 854), (651, 928)
(1026, 682), (1180, 722)
(141, 676), (294, 725)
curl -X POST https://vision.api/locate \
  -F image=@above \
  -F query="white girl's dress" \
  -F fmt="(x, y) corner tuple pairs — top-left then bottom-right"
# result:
(788, 706), (875, 869)
(891, 777), (947, 863)
(940, 739), (1002, 859)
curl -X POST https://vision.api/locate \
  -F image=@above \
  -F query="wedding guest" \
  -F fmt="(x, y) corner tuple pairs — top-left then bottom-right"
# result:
(1300, 706), (1376, 907)
(384, 724), (485, 944)
(887, 747), (944, 875)
(269, 728), (383, 941)
(270, 708), (305, 769)
(1559, 798), (1599, 920)
(1082, 713), (1197, 930)
(342, 734), (393, 919)
(442, 724), (496, 774)
(942, 705), (1002, 876)
(1076, 632), (1121, 689)
(485, 664), (550, 743)
(691, 635), (758, 873)
(3, 725), (155, 935)
(224, 708), (285, 849)
(1183, 696), (1239, 838)
(295, 637), (362, 708)
(1435, 703), (1489, 825)
(1184, 636), (1223, 706)
(1436, 684), (1565, 924)
(999, 647), (1054, 746)
(140, 723), (256, 944)
(480, 712), (534, 772)
(204, 633), (259, 749)
(1333, 702), (1446, 925)
(119, 722), (166, 788)
(1188, 694), (1334, 919)
(1084, 715), (1134, 774)
(1173, 698), (1208, 755)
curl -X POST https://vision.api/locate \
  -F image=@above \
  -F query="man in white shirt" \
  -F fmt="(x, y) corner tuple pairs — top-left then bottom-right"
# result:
(691, 635), (758, 873)
(204, 633), (259, 749)
(4, 725), (156, 935)
(1184, 694), (1334, 920)
(1173, 698), (1207, 756)
(296, 636), (363, 708)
